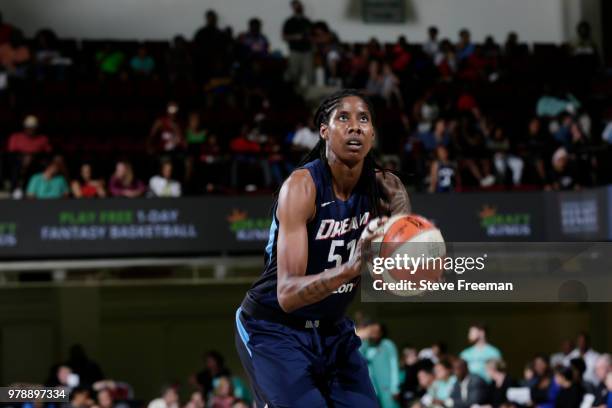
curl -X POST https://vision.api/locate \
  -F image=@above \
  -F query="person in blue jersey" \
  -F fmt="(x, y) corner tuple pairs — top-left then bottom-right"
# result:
(235, 89), (411, 408)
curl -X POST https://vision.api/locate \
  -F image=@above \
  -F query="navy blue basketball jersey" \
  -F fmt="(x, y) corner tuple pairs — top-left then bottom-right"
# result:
(436, 161), (456, 192)
(244, 159), (371, 321)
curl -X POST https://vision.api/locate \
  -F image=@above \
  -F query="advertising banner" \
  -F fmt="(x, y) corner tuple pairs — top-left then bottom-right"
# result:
(0, 188), (608, 260)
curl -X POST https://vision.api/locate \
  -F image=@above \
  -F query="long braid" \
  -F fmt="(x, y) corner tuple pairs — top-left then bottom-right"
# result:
(274, 89), (385, 216)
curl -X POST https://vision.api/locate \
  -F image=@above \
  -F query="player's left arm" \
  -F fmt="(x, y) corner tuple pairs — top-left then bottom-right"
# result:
(376, 171), (411, 215)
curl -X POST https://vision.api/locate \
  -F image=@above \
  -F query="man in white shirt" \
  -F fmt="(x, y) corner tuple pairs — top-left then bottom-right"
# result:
(567, 332), (601, 386)
(292, 123), (319, 151)
(423, 26), (440, 57)
(149, 160), (181, 197)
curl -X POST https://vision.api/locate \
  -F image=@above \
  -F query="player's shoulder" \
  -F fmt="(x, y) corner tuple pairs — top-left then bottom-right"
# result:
(282, 168), (316, 196)
(277, 169), (317, 221)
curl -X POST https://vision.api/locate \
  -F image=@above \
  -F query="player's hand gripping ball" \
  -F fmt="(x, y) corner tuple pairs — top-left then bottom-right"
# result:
(370, 214), (446, 296)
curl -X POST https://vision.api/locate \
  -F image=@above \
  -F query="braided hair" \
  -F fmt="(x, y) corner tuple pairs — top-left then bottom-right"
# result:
(285, 89), (385, 217)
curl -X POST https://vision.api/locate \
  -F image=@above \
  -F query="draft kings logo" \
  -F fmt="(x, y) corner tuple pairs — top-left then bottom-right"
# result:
(227, 209), (271, 242)
(0, 222), (17, 247)
(478, 205), (531, 237)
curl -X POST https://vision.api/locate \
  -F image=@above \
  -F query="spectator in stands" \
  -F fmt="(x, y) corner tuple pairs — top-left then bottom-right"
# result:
(7, 114), (51, 155)
(264, 134), (292, 188)
(291, 116), (319, 152)
(185, 111), (207, 150)
(390, 36), (412, 75)
(365, 60), (384, 100)
(33, 29), (70, 80)
(568, 332), (601, 386)
(604, 372), (612, 408)
(449, 359), (488, 408)
(231, 400), (249, 408)
(95, 43), (125, 77)
(183, 391), (205, 408)
(0, 29), (32, 83)
(348, 44), (370, 87)
(108, 160), (146, 198)
(311, 21), (342, 86)
(381, 62), (403, 108)
(399, 345), (421, 405)
(194, 351), (231, 398)
(435, 39), (457, 81)
(519, 117), (550, 186)
(536, 88), (581, 118)
(209, 376), (236, 408)
(418, 118), (451, 155)
(69, 387), (95, 408)
(418, 342), (447, 364)
(0, 29), (30, 79)
(592, 354), (611, 407)
(166, 35), (193, 82)
(193, 9), (231, 81)
(413, 90), (439, 133)
(96, 388), (119, 408)
(26, 155), (69, 199)
(66, 344), (104, 388)
(365, 59), (402, 109)
(183, 111), (207, 191)
(460, 323), (502, 382)
(148, 385), (179, 408)
(66, 344), (104, 387)
(148, 101), (185, 154)
(548, 147), (579, 191)
(72, 163), (106, 198)
(359, 321), (401, 408)
(7, 114), (52, 193)
(367, 37), (385, 60)
(0, 12), (14, 45)
(550, 339), (575, 368)
(130, 45), (156, 77)
(149, 160), (181, 197)
(238, 18), (269, 59)
(504, 32), (520, 57)
(485, 359), (516, 407)
(486, 126), (524, 186)
(416, 365), (436, 401)
(424, 26), (440, 57)
(572, 21), (598, 57)
(229, 124), (270, 190)
(457, 114), (495, 188)
(528, 354), (558, 407)
(554, 366), (584, 408)
(429, 145), (458, 193)
(456, 29), (475, 61)
(282, 0), (313, 87)
(423, 358), (457, 407)
(46, 364), (79, 391)
(93, 380), (133, 404)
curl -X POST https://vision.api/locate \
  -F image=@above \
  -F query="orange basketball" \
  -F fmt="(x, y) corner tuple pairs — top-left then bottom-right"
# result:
(372, 214), (446, 296)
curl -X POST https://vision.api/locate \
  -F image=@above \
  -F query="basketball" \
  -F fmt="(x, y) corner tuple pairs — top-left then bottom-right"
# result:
(372, 214), (446, 296)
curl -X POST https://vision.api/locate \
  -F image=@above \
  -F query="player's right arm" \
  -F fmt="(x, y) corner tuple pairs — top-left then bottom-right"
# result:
(276, 169), (383, 313)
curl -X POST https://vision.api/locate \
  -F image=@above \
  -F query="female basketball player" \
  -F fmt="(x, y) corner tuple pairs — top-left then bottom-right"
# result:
(235, 89), (410, 407)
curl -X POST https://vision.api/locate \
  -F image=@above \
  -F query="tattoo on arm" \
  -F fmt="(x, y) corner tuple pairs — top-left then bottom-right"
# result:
(295, 272), (337, 303)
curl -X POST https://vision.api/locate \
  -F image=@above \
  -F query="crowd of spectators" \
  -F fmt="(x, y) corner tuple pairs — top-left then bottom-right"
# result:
(356, 322), (611, 408)
(9, 325), (611, 408)
(0, 2), (610, 198)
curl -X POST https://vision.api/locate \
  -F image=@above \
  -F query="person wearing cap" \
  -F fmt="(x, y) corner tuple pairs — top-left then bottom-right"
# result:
(7, 115), (51, 154)
(6, 114), (52, 192)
